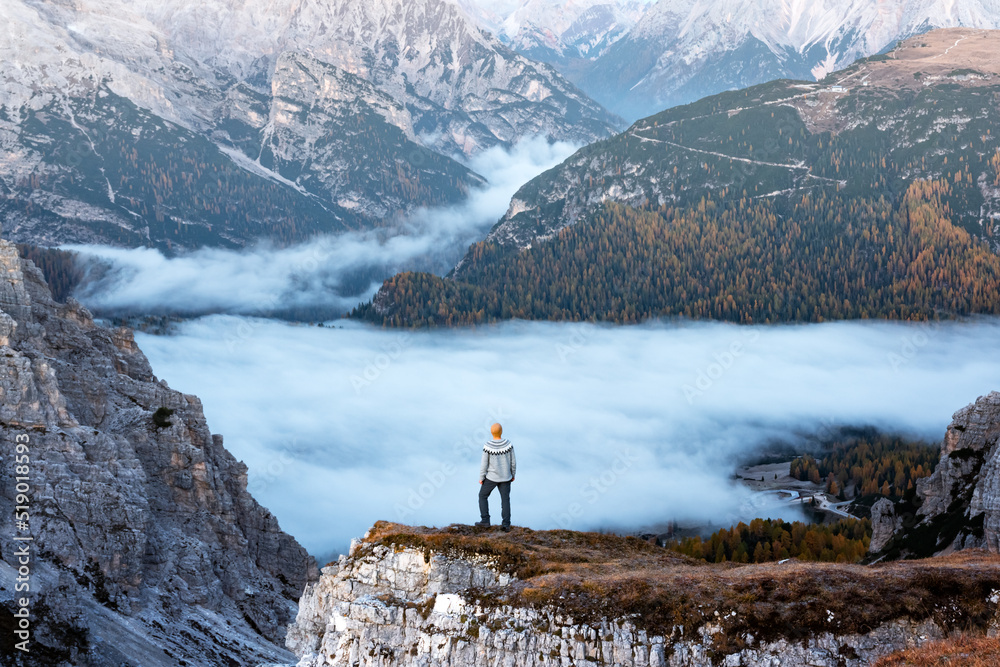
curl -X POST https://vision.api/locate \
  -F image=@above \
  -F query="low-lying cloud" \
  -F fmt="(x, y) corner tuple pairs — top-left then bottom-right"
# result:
(69, 135), (579, 316)
(134, 316), (1000, 559)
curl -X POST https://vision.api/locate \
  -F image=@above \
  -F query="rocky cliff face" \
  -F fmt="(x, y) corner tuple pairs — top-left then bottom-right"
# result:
(0, 234), (317, 666)
(220, 51), (483, 222)
(868, 497), (902, 553)
(287, 524), (1000, 667)
(873, 391), (1000, 559)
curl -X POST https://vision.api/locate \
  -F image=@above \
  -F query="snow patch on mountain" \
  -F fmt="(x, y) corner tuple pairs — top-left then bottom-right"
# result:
(461, 0), (654, 62)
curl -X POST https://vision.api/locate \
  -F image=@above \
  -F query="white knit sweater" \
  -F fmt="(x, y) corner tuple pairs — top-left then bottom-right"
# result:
(480, 439), (516, 482)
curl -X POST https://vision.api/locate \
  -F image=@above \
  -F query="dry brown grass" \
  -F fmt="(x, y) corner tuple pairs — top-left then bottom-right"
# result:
(364, 520), (691, 578)
(794, 28), (1000, 134)
(875, 635), (1000, 667)
(855, 28), (1000, 92)
(364, 522), (1000, 646)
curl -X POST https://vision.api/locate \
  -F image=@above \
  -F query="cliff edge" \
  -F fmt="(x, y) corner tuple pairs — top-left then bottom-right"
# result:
(0, 235), (318, 666)
(287, 522), (1000, 667)
(288, 391), (1000, 667)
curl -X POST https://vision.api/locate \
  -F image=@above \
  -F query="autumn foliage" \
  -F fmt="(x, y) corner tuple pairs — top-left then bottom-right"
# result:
(356, 180), (1000, 326)
(790, 434), (939, 499)
(664, 517), (872, 564)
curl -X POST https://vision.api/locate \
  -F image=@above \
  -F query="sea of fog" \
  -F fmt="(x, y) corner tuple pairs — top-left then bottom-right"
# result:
(134, 316), (1000, 560)
(63, 136), (1000, 559)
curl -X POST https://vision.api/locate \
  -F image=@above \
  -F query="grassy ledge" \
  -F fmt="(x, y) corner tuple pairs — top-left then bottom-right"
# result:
(361, 521), (1000, 649)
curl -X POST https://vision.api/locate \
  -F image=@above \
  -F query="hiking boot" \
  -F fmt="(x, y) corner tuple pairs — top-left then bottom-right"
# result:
(474, 521), (490, 528)
(501, 525), (511, 532)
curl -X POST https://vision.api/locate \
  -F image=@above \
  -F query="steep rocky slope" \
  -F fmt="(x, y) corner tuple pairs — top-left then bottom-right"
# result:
(0, 230), (317, 665)
(124, 0), (620, 152)
(286, 522), (1000, 667)
(219, 51), (485, 222)
(1, 0), (616, 249)
(873, 391), (1000, 559)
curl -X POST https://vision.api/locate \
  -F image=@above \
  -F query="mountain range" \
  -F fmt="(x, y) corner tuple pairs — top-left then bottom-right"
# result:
(0, 0), (618, 250)
(458, 0), (651, 64)
(490, 28), (1000, 250)
(358, 29), (1000, 326)
(7, 0), (1000, 252)
(462, 0), (1000, 121)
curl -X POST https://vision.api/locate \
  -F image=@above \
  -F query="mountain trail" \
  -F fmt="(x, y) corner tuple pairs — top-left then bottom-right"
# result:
(630, 129), (843, 186)
(932, 33), (970, 60)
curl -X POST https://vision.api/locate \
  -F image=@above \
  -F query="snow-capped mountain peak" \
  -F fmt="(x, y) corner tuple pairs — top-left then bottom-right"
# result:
(460, 0), (653, 62)
(584, 0), (1000, 119)
(1, 0), (618, 250)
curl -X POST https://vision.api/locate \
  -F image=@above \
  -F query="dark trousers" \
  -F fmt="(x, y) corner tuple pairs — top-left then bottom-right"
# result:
(479, 480), (511, 526)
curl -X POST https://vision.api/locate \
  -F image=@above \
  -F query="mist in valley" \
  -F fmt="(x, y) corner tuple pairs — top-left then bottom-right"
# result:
(68, 136), (579, 318)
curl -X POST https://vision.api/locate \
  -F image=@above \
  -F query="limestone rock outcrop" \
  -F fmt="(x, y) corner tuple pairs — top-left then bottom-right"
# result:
(869, 498), (901, 553)
(872, 391), (1000, 557)
(286, 535), (1000, 667)
(0, 236), (318, 666)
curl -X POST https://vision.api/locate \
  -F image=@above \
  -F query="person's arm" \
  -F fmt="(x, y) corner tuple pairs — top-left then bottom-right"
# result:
(510, 448), (516, 481)
(480, 449), (488, 483)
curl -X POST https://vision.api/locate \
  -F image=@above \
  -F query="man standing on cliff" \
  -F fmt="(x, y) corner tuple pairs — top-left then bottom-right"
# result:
(476, 423), (515, 531)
